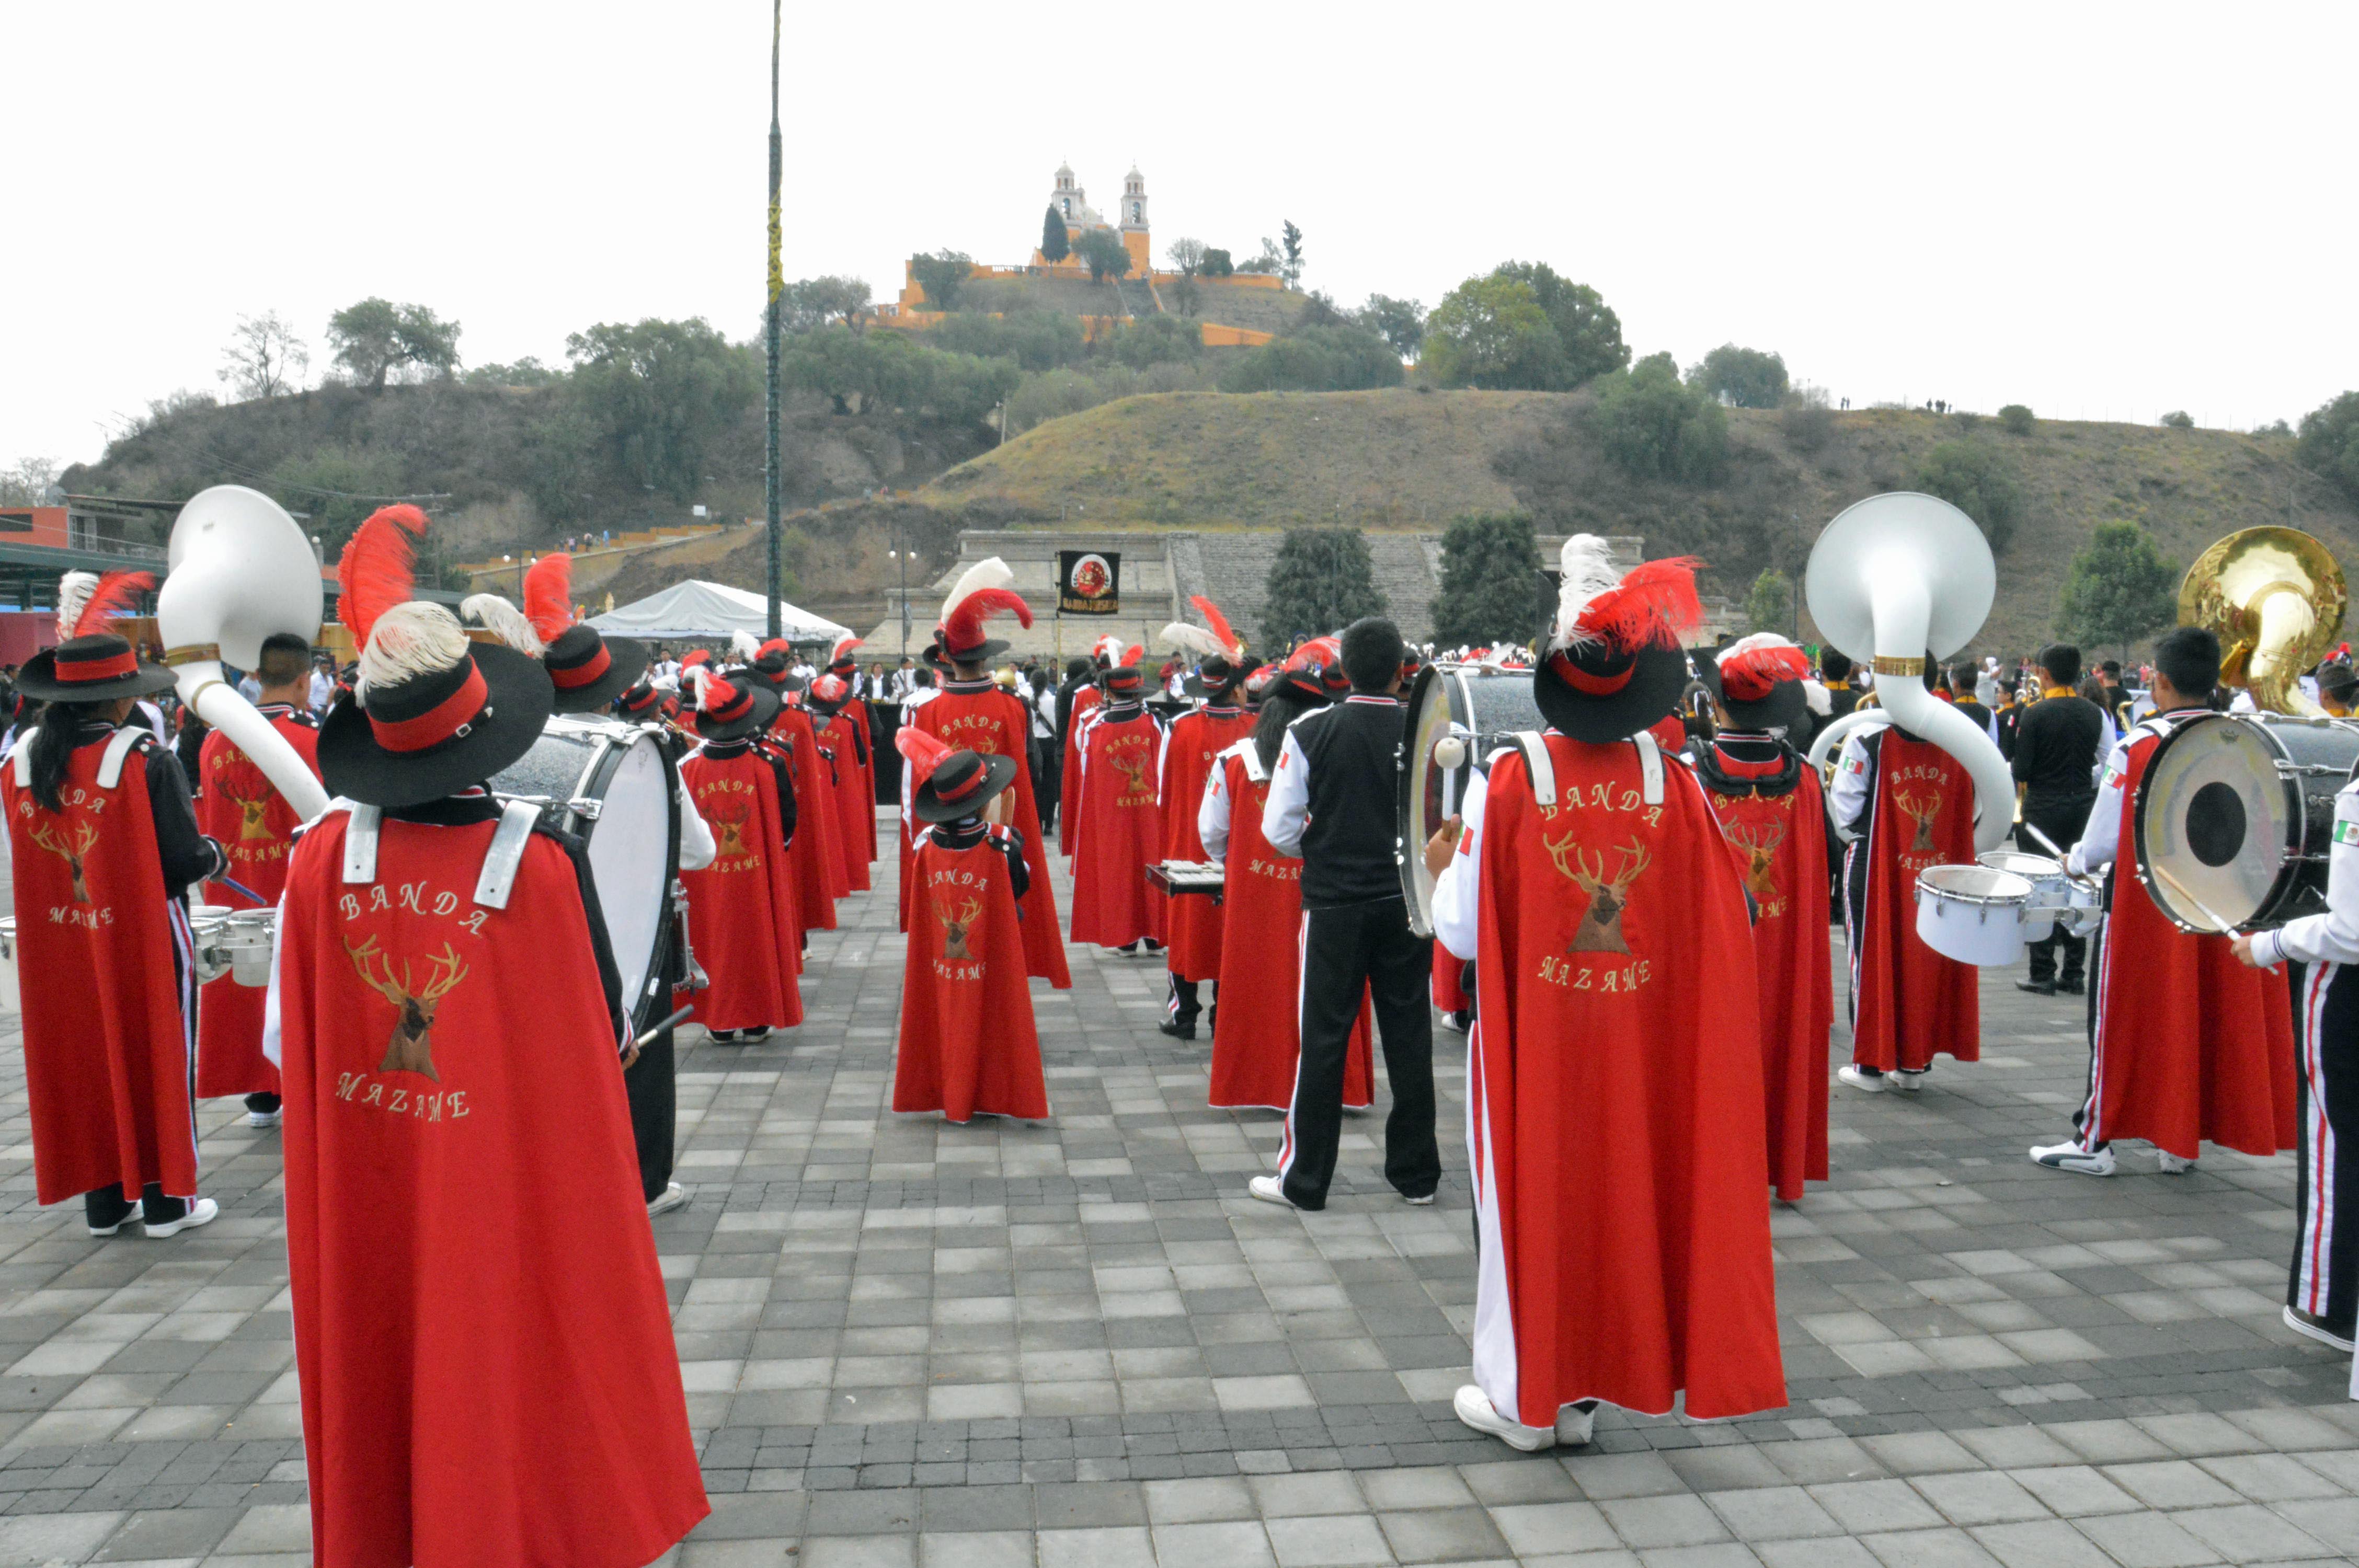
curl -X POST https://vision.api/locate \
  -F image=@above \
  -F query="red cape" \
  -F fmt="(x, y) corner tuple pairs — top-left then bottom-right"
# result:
(1160, 705), (1256, 983)
(1069, 708), (1166, 949)
(1206, 748), (1372, 1110)
(1432, 941), (1473, 1014)
(276, 811), (707, 1567)
(1845, 729), (1979, 1070)
(2088, 720), (2296, 1156)
(772, 705), (847, 919)
(1469, 735), (1785, 1423)
(838, 695), (879, 862)
(193, 709), (320, 1098)
(1704, 750), (1833, 1201)
(680, 746), (805, 1031)
(818, 710), (873, 893)
(1060, 685), (1101, 858)
(895, 828), (1049, 1120)
(4, 732), (199, 1204)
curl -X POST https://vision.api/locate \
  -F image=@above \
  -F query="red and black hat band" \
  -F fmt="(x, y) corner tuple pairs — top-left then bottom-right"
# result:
(1550, 648), (1639, 696)
(932, 755), (989, 803)
(367, 660), (493, 754)
(55, 636), (139, 684)
(546, 627), (612, 689)
(702, 679), (754, 725)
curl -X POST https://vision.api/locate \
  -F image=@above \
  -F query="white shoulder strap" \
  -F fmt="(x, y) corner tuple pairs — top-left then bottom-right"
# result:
(343, 804), (382, 883)
(96, 727), (144, 789)
(1226, 739), (1268, 785)
(1511, 731), (1556, 807)
(8, 732), (30, 788)
(473, 798), (543, 910)
(1632, 729), (1666, 806)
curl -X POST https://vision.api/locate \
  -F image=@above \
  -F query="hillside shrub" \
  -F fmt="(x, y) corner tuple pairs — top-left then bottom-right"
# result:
(568, 316), (758, 501)
(2161, 410), (2195, 429)
(929, 311), (1085, 372)
(1261, 527), (1387, 644)
(1911, 440), (2024, 550)
(782, 325), (1016, 429)
(2297, 392), (2359, 504)
(1430, 513), (1542, 647)
(1745, 568), (1794, 636)
(1687, 344), (1788, 409)
(1590, 355), (1728, 483)
(1219, 325), (1403, 393)
(1998, 403), (2035, 435)
(910, 250), (973, 311)
(1421, 263), (1627, 390)
(1200, 248), (1233, 277)
(1111, 315), (1204, 370)
(1781, 399), (1835, 453)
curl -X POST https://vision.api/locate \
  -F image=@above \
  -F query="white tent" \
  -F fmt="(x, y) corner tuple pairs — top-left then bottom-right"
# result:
(589, 580), (851, 646)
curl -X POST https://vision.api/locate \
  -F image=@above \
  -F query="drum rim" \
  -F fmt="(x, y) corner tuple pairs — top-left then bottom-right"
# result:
(1918, 863), (2036, 903)
(571, 724), (683, 1032)
(2132, 711), (2307, 933)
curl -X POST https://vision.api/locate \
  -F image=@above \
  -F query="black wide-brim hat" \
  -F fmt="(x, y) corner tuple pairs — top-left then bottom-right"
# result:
(1693, 656), (1807, 733)
(318, 641), (555, 809)
(912, 748), (1018, 823)
(934, 633), (1010, 668)
(14, 634), (179, 703)
(1533, 643), (1691, 744)
(545, 626), (648, 715)
(694, 678), (781, 744)
(1184, 656), (1256, 700)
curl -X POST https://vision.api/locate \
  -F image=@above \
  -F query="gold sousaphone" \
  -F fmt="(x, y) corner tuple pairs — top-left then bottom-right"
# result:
(2180, 527), (2346, 715)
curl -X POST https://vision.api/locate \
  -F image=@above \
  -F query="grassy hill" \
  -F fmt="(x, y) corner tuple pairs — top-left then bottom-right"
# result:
(917, 389), (2359, 657)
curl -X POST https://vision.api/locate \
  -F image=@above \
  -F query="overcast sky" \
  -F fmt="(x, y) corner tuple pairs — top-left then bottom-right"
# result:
(5, 2), (2353, 478)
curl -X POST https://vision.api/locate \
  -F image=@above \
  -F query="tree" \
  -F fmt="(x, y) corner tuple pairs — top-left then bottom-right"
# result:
(2058, 522), (2179, 660)
(1488, 262), (1628, 387)
(1418, 277), (1563, 389)
(782, 276), (871, 334)
(2160, 410), (2195, 429)
(0, 456), (60, 506)
(2296, 392), (2359, 504)
(1200, 248), (1234, 278)
(217, 310), (309, 400)
(1112, 315), (1203, 369)
(1039, 206), (1070, 264)
(1280, 220), (1304, 289)
(1355, 295), (1425, 359)
(327, 297), (461, 390)
(1998, 403), (2035, 435)
(1072, 228), (1131, 283)
(1238, 239), (1282, 275)
(1744, 569), (1794, 636)
(1170, 275), (1203, 317)
(1913, 441), (2025, 551)
(1685, 343), (1788, 409)
(1218, 325), (1404, 393)
(1430, 513), (1542, 646)
(1261, 527), (1387, 644)
(909, 250), (973, 312)
(463, 356), (564, 388)
(566, 317), (759, 499)
(1591, 354), (1728, 483)
(1165, 237), (1206, 276)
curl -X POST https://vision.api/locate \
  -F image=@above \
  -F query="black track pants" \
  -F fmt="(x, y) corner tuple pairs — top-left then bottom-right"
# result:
(1278, 896), (1439, 1209)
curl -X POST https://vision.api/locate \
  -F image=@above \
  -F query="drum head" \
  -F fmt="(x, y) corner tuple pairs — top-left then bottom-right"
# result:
(1919, 863), (2033, 901)
(582, 733), (675, 1025)
(1396, 665), (1452, 938)
(1976, 850), (2060, 881)
(2133, 714), (2294, 932)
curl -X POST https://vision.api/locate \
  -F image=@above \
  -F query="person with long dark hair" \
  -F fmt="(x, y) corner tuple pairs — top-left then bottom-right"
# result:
(2, 572), (226, 1238)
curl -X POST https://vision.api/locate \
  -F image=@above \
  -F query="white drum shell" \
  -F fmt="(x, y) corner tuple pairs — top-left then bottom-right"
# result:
(1976, 850), (2065, 942)
(1914, 864), (2037, 967)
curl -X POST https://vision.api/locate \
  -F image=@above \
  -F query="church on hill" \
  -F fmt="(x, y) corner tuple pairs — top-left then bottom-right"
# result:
(1037, 162), (1153, 274)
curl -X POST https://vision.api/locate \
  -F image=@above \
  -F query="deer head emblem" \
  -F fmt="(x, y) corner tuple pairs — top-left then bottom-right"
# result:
(1109, 747), (1152, 800)
(30, 819), (99, 904)
(709, 802), (750, 859)
(1544, 832), (1653, 955)
(936, 893), (983, 961)
(1722, 818), (1787, 902)
(344, 935), (468, 1080)
(1892, 786), (1942, 852)
(217, 778), (275, 842)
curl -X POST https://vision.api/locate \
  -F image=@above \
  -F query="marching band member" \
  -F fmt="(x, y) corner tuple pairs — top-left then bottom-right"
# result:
(749, 647), (845, 932)
(680, 670), (802, 1043)
(1252, 617), (1437, 1212)
(4, 571), (225, 1238)
(192, 630), (321, 1128)
(822, 633), (879, 864)
(1831, 656), (1980, 1092)
(891, 731), (1049, 1122)
(268, 509), (707, 1563)
(2036, 626), (2296, 1175)
(1199, 642), (1374, 1113)
(2010, 645), (2106, 996)
(899, 562), (1071, 987)
(1069, 650), (1169, 954)
(1059, 635), (1121, 858)
(806, 674), (875, 894)
(1430, 539), (1783, 1449)
(1156, 598), (1257, 1040)
(1696, 635), (1833, 1203)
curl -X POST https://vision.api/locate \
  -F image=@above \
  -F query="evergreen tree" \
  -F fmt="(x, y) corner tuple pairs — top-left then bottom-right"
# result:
(1039, 206), (1070, 263)
(2058, 522), (2179, 661)
(1744, 568), (1794, 636)
(1261, 527), (1388, 645)
(1430, 513), (1542, 647)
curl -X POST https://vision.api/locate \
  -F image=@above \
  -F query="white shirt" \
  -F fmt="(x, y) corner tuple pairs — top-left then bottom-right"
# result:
(1429, 747), (1499, 962)
(2065, 717), (2184, 877)
(1259, 724), (1315, 857)
(135, 699), (169, 748)
(675, 775), (717, 872)
(1828, 729), (1876, 837)
(2254, 776), (2359, 967)
(308, 670), (334, 711)
(237, 673), (262, 702)
(1031, 687), (1056, 739)
(1198, 741), (1254, 862)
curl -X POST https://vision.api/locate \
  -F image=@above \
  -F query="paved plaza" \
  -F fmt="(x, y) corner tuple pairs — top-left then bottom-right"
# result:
(0, 811), (2356, 1565)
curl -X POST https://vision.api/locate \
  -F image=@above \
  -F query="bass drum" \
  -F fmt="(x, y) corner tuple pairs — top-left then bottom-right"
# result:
(1397, 664), (1541, 937)
(2132, 712), (2359, 933)
(492, 716), (682, 1029)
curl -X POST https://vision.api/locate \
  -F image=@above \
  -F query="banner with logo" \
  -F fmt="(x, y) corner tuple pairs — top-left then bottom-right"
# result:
(1058, 550), (1121, 616)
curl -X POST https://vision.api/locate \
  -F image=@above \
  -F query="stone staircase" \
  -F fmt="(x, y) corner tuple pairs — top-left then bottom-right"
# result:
(1168, 531), (1444, 645)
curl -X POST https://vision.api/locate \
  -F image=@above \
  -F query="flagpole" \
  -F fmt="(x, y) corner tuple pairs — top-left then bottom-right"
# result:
(763, 0), (783, 641)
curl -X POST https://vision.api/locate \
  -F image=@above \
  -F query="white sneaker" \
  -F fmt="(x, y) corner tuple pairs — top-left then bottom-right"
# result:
(1837, 1065), (1885, 1093)
(87, 1210), (138, 1238)
(1892, 1069), (1927, 1093)
(1453, 1385), (1554, 1451)
(143, 1198), (219, 1238)
(1555, 1401), (1598, 1447)
(247, 1108), (282, 1129)
(2030, 1141), (2115, 1177)
(648, 1181), (690, 1216)
(1403, 1191), (1436, 1206)
(2155, 1150), (2197, 1174)
(1247, 1174), (1298, 1208)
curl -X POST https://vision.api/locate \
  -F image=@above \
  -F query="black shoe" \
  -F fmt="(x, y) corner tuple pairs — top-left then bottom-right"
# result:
(2057, 977), (2085, 995)
(1157, 1019), (1197, 1041)
(2016, 979), (2057, 996)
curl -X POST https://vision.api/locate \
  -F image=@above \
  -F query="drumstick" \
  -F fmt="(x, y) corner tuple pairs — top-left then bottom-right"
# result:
(213, 875), (268, 905)
(634, 1005), (694, 1051)
(2147, 862), (2240, 935)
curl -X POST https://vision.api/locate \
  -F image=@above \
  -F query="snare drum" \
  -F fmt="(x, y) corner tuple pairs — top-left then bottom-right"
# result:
(219, 908), (277, 987)
(1914, 863), (2040, 967)
(2133, 712), (2359, 932)
(186, 904), (235, 985)
(491, 716), (682, 1030)
(1976, 850), (2067, 942)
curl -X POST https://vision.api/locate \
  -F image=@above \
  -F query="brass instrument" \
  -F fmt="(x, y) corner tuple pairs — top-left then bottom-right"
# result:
(2179, 527), (2346, 716)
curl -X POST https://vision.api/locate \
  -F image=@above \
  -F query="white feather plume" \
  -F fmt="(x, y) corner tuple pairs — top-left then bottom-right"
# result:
(940, 557), (1014, 627)
(55, 571), (97, 642)
(730, 629), (763, 663)
(460, 593), (544, 657)
(358, 603), (468, 697)
(1551, 535), (1623, 653)
(1093, 633), (1126, 663)
(1714, 631), (1798, 671)
(685, 664), (715, 707)
(1161, 621), (1228, 659)
(1803, 679), (1833, 717)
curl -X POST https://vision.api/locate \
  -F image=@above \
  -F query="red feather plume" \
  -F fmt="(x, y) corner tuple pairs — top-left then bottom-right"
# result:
(1189, 596), (1240, 659)
(1717, 639), (1812, 702)
(896, 725), (954, 787)
(72, 571), (156, 639)
(940, 586), (1033, 651)
(523, 553), (574, 642)
(831, 635), (864, 664)
(1122, 644), (1143, 669)
(336, 504), (427, 648)
(1574, 557), (1705, 651)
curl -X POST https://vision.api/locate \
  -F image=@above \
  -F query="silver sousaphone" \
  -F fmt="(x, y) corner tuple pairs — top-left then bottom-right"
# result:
(1396, 662), (1543, 938)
